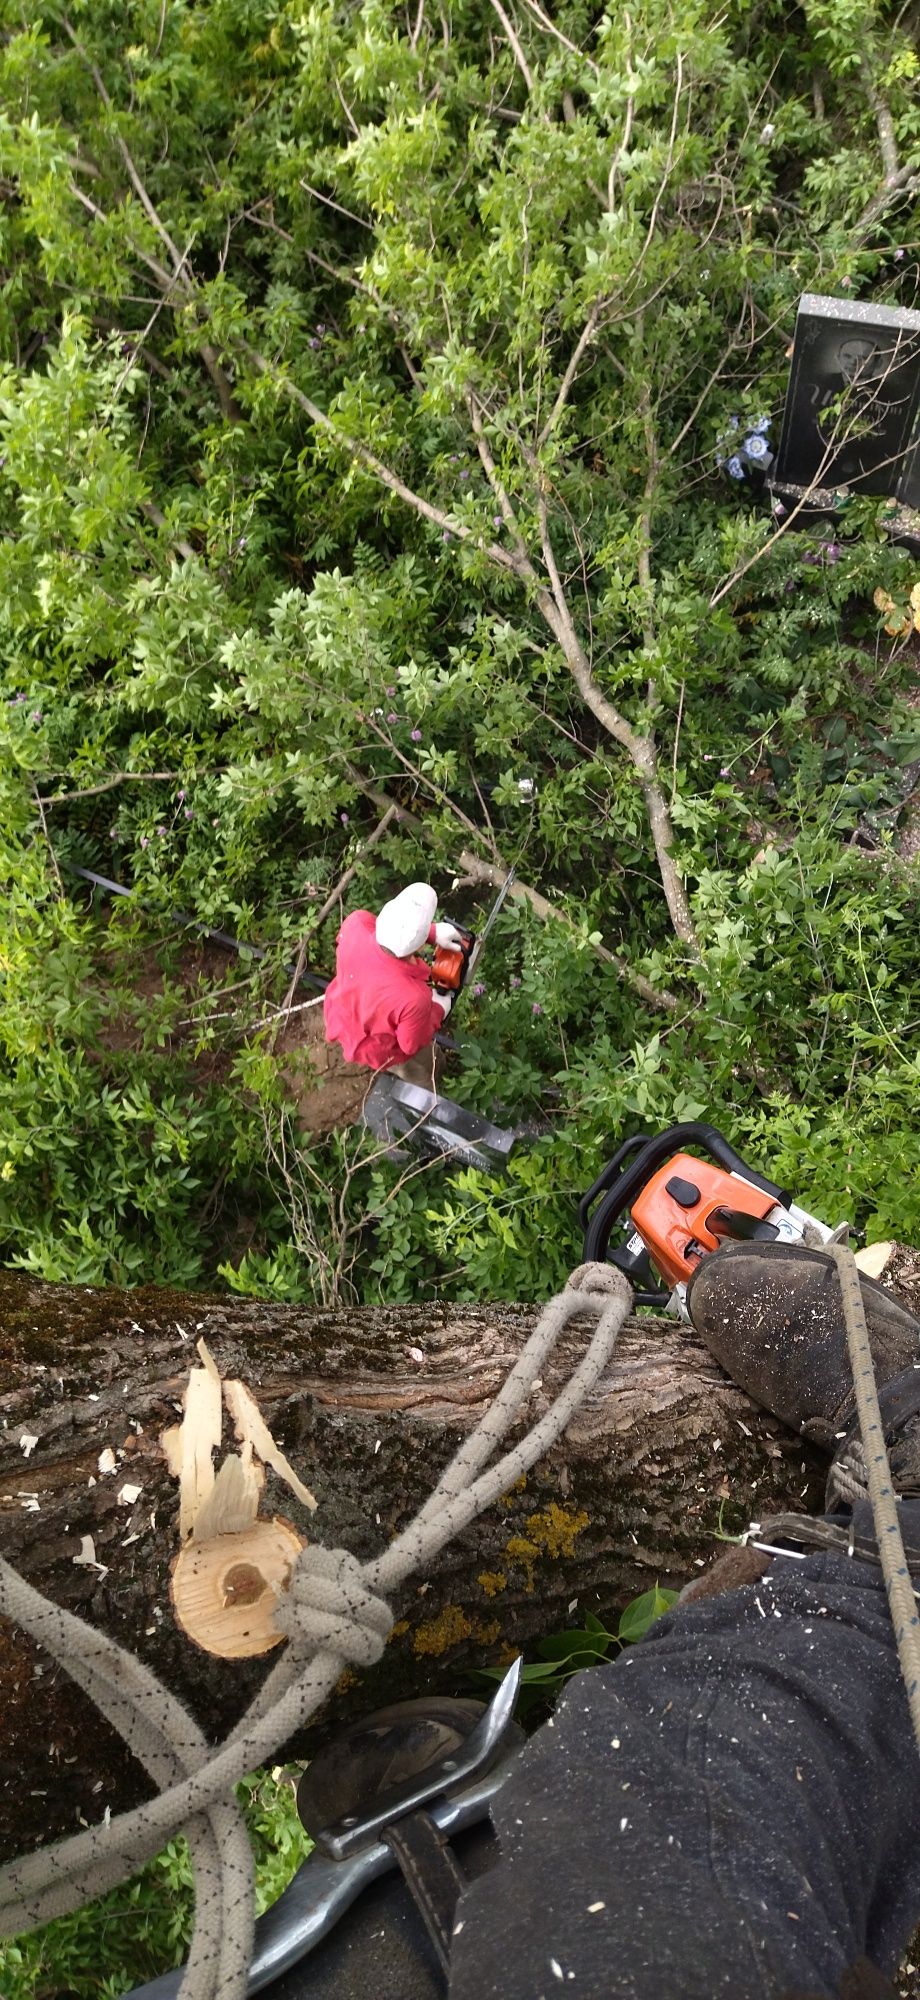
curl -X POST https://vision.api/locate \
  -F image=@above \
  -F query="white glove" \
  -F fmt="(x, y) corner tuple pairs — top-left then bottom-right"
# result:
(433, 921), (465, 949)
(432, 988), (454, 1016)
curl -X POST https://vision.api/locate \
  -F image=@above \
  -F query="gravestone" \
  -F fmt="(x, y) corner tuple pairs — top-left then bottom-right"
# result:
(773, 293), (920, 519)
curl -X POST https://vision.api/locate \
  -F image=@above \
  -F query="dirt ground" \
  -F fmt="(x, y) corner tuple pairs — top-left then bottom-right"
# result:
(274, 1001), (376, 1134)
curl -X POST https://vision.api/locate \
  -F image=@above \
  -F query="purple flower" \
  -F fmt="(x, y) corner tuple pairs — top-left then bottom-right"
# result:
(387, 711), (399, 723)
(727, 455), (744, 480)
(442, 531), (451, 543)
(184, 807), (193, 819)
(472, 981), (486, 997)
(841, 276), (851, 288)
(450, 454), (459, 462)
(156, 824), (167, 836)
(825, 542), (842, 564)
(177, 789), (186, 802)
(531, 1002), (543, 1017)
(139, 836), (150, 849)
(895, 249), (905, 261)
(510, 976), (521, 988)
(784, 579), (796, 593)
(459, 470), (469, 480)
(773, 500), (787, 518)
(385, 685), (396, 695)
(340, 811), (349, 823)
(30, 709), (42, 723)
(309, 338), (320, 350)
(410, 728), (422, 742)
(493, 515), (502, 527)
(720, 765), (731, 777)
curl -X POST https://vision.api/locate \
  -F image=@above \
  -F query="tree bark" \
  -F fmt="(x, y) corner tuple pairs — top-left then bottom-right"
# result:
(0, 1270), (830, 1860)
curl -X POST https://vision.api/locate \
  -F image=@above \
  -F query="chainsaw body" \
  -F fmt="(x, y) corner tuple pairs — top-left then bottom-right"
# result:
(580, 1122), (833, 1315)
(431, 928), (475, 994)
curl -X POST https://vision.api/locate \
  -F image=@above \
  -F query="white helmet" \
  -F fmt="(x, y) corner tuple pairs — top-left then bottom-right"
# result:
(375, 882), (437, 957)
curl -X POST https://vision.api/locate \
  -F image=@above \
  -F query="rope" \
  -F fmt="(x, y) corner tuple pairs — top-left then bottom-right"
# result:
(0, 1261), (631, 1999)
(825, 1243), (920, 1749)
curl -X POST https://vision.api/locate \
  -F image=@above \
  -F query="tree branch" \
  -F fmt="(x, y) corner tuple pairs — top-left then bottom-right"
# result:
(342, 768), (682, 1013)
(488, 0), (536, 94)
(279, 804), (399, 1019)
(242, 345), (528, 578)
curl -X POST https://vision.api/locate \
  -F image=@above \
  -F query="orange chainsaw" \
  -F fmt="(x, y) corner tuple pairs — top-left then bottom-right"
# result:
(579, 1122), (834, 1315)
(431, 868), (516, 995)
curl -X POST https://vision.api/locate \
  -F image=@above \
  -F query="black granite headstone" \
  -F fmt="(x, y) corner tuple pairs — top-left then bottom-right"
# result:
(774, 293), (920, 513)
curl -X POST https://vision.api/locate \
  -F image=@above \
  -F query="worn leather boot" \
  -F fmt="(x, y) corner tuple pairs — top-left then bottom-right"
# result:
(686, 1240), (920, 1498)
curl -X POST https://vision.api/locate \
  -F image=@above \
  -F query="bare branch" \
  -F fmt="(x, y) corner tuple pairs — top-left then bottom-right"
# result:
(488, 0), (536, 94)
(343, 768), (682, 1013)
(537, 298), (603, 448)
(39, 768), (186, 804)
(861, 57), (899, 182)
(31, 783), (65, 897)
(518, 0), (599, 75)
(279, 805), (399, 1019)
(242, 344), (528, 578)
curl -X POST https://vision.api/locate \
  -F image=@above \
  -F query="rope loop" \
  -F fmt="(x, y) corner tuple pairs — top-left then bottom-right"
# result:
(565, 1260), (632, 1301)
(273, 1544), (393, 1666)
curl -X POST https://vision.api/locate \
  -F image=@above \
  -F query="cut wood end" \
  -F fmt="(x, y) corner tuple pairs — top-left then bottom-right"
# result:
(170, 1518), (305, 1658)
(854, 1241), (894, 1281)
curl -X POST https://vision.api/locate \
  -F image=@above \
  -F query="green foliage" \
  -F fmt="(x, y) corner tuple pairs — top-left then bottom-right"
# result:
(475, 1585), (680, 1717)
(0, 0), (918, 1301)
(0, 1767), (312, 2000)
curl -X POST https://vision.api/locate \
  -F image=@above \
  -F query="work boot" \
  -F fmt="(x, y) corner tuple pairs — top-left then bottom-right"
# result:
(686, 1241), (920, 1496)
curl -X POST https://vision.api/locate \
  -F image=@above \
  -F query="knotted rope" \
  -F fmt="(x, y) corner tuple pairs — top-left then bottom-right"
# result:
(0, 1262), (632, 1999)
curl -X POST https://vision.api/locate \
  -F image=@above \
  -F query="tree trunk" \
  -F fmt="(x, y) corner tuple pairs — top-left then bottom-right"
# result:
(0, 1269), (830, 1861)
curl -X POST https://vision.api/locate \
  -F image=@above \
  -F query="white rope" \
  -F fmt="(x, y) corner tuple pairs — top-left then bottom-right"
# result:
(0, 1262), (632, 1999)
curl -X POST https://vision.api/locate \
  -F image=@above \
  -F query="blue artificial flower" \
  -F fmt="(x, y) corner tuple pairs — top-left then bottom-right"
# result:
(752, 415), (771, 434)
(727, 455), (745, 479)
(728, 414), (740, 427)
(744, 434), (769, 460)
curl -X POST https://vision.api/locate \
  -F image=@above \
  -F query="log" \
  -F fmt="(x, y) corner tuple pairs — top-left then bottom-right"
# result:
(0, 1266), (843, 1861)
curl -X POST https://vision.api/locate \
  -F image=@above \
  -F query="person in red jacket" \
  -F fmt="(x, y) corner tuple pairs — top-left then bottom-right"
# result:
(323, 882), (465, 1080)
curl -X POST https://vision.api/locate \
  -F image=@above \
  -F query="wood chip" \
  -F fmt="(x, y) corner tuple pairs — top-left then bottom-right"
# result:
(117, 1483), (142, 1506)
(98, 1448), (117, 1475)
(192, 1446), (263, 1543)
(223, 1379), (317, 1513)
(18, 1433), (39, 1458)
(854, 1241), (893, 1281)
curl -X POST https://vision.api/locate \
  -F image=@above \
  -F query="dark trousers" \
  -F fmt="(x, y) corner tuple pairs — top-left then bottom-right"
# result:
(449, 1500), (920, 2000)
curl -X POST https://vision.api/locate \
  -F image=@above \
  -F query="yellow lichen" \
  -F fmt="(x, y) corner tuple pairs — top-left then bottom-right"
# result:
(472, 1617), (501, 1647)
(477, 1570), (508, 1597)
(504, 1503), (589, 1590)
(498, 1474), (528, 1508)
(389, 1617), (409, 1641)
(412, 1603), (473, 1656)
(526, 1501), (589, 1560)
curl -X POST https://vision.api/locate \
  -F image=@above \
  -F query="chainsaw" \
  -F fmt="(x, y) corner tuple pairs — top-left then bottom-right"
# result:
(579, 1122), (835, 1318)
(430, 867), (517, 996)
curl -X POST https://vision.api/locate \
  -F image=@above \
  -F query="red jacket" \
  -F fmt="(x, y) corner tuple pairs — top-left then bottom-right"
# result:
(323, 910), (443, 1070)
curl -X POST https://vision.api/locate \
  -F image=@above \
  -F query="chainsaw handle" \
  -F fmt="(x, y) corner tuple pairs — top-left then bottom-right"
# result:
(580, 1123), (791, 1268)
(577, 1135), (651, 1230)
